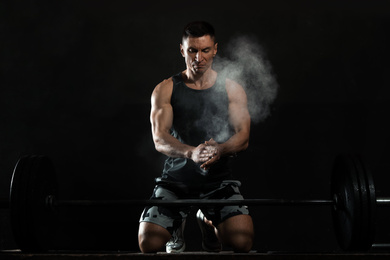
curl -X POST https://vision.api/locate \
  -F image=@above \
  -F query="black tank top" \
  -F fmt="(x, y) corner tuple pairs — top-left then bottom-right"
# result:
(161, 72), (234, 188)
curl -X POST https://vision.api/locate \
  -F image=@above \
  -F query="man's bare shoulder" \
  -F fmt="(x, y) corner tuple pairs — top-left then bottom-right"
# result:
(151, 77), (174, 106)
(225, 78), (246, 97)
(154, 77), (174, 94)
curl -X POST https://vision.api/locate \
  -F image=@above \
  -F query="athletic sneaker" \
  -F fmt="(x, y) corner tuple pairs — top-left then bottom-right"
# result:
(166, 219), (186, 253)
(196, 209), (222, 252)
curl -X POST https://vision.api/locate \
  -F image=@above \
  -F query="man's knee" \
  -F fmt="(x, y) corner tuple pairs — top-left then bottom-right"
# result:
(138, 222), (171, 253)
(229, 234), (253, 253)
(217, 214), (254, 253)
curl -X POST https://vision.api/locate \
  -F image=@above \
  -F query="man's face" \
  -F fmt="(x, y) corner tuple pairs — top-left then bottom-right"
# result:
(180, 35), (218, 75)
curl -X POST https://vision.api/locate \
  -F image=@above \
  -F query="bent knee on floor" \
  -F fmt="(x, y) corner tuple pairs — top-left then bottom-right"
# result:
(138, 222), (171, 253)
(217, 215), (254, 252)
(229, 235), (253, 253)
(138, 236), (166, 253)
(218, 228), (254, 252)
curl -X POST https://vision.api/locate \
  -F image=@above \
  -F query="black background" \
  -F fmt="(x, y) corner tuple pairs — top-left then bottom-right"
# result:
(1, 0), (390, 253)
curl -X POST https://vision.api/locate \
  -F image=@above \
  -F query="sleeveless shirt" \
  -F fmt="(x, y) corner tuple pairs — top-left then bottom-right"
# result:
(161, 72), (234, 188)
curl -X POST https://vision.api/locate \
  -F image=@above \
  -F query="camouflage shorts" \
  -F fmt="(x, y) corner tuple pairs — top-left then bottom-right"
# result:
(139, 179), (249, 234)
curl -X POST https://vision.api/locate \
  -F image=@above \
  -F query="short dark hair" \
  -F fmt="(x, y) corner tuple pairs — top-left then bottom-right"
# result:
(182, 21), (216, 43)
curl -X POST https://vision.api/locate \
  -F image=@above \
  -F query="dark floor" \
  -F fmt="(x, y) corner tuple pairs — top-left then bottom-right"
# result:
(1, 251), (390, 260)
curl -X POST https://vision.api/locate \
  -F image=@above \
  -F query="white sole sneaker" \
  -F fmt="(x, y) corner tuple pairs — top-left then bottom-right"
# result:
(166, 219), (186, 253)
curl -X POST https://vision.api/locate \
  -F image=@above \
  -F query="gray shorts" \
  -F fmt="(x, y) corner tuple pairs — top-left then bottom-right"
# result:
(139, 179), (249, 234)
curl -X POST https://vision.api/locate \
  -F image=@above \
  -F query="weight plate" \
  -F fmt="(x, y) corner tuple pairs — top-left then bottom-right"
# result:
(351, 155), (372, 250)
(331, 154), (362, 251)
(357, 155), (376, 249)
(10, 155), (58, 252)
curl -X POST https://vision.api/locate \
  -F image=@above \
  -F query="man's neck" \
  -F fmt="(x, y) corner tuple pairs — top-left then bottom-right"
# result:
(183, 69), (217, 90)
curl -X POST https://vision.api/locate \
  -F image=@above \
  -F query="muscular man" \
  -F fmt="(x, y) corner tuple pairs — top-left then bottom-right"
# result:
(138, 21), (254, 253)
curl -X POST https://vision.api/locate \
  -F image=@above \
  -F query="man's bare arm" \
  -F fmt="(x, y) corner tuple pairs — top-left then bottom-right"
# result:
(201, 79), (250, 169)
(220, 78), (251, 154)
(150, 79), (215, 163)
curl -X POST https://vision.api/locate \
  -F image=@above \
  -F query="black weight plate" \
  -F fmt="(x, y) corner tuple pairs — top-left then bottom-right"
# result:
(351, 155), (372, 250)
(357, 155), (376, 249)
(10, 155), (58, 252)
(10, 156), (33, 251)
(331, 154), (362, 251)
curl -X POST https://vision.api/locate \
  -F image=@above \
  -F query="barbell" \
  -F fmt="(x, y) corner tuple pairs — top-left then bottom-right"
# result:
(1, 154), (388, 252)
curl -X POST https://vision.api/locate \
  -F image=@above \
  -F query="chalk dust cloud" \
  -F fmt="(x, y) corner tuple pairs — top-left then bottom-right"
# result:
(213, 35), (279, 124)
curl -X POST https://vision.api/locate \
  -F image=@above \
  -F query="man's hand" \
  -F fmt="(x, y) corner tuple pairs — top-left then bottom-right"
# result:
(200, 138), (221, 170)
(190, 143), (218, 164)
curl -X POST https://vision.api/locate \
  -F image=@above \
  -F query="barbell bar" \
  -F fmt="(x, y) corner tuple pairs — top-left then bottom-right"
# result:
(52, 198), (335, 207)
(1, 154), (386, 252)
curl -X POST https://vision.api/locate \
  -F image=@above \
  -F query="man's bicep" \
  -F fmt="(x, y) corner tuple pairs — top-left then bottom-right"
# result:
(150, 82), (174, 137)
(227, 82), (250, 133)
(229, 101), (250, 133)
(151, 103), (173, 136)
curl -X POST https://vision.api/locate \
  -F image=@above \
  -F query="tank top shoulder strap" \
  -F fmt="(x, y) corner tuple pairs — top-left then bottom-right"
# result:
(214, 73), (227, 93)
(172, 73), (183, 90)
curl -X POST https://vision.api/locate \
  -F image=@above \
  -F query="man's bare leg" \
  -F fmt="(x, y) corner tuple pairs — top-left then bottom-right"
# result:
(138, 222), (171, 253)
(216, 214), (254, 252)
(200, 212), (254, 253)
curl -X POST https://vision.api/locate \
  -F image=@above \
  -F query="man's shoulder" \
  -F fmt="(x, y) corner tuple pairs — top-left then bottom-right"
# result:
(223, 78), (247, 102)
(224, 78), (244, 91)
(153, 77), (174, 98)
(158, 77), (174, 90)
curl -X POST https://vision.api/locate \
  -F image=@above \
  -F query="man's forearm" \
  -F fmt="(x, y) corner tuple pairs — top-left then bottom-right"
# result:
(153, 132), (193, 159)
(218, 130), (249, 157)
(200, 131), (249, 170)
